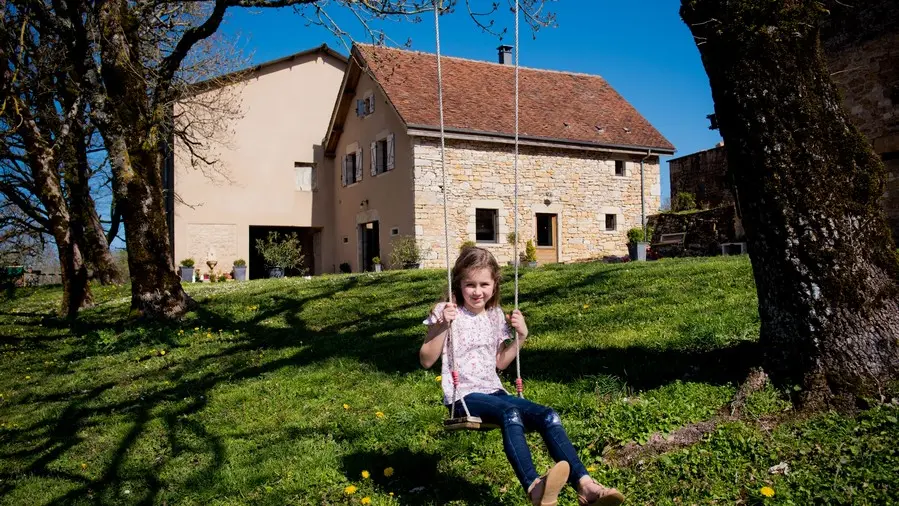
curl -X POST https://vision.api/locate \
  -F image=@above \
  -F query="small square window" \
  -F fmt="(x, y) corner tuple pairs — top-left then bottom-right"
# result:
(343, 237), (349, 244)
(605, 214), (617, 231)
(476, 208), (499, 242)
(390, 228), (400, 236)
(615, 160), (625, 176)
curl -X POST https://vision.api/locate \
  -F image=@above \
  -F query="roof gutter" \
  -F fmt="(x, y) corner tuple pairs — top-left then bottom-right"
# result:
(406, 124), (676, 155)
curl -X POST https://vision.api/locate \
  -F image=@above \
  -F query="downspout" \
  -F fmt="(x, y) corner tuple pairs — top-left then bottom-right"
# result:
(640, 149), (653, 240)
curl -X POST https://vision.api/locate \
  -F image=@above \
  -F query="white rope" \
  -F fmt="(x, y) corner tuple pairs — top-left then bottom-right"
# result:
(512, 0), (523, 398)
(434, 0), (470, 419)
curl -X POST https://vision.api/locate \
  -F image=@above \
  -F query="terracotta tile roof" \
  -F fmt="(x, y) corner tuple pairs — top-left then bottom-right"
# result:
(355, 44), (674, 152)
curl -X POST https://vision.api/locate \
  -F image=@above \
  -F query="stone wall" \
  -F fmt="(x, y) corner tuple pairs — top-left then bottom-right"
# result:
(412, 138), (661, 267)
(668, 144), (733, 208)
(647, 206), (744, 257)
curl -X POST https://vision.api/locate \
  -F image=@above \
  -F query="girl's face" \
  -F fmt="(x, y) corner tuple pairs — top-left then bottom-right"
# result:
(460, 267), (495, 314)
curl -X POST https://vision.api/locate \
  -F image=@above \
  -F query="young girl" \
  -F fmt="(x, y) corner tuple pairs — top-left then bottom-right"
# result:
(420, 247), (625, 506)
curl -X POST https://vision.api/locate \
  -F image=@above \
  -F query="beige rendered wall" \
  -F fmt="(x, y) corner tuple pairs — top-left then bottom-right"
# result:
(413, 138), (661, 267)
(173, 53), (344, 276)
(329, 72), (415, 273)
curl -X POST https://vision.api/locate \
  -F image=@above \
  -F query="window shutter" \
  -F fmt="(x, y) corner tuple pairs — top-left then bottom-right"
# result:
(370, 141), (377, 176)
(369, 96), (375, 113)
(311, 166), (317, 190)
(341, 156), (347, 187)
(355, 148), (363, 182)
(386, 133), (395, 171)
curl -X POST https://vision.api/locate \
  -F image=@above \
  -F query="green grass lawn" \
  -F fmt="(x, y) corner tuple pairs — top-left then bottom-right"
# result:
(0, 257), (896, 505)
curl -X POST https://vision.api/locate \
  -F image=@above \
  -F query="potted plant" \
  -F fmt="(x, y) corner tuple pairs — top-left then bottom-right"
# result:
(372, 256), (382, 273)
(627, 227), (652, 261)
(254, 231), (306, 278)
(390, 235), (422, 269)
(232, 259), (247, 281)
(460, 240), (476, 252)
(179, 258), (195, 282)
(524, 240), (538, 267)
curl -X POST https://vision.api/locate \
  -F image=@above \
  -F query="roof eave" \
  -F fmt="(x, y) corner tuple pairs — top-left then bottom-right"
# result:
(406, 124), (676, 155)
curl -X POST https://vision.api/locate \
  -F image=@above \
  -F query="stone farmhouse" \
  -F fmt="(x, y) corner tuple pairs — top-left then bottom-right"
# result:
(169, 43), (675, 277)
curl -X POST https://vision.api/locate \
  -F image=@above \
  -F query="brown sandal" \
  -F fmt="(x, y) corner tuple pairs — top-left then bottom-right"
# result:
(577, 478), (625, 506)
(528, 461), (570, 506)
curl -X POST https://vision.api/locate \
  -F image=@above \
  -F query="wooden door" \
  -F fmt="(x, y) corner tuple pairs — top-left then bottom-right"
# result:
(535, 213), (558, 264)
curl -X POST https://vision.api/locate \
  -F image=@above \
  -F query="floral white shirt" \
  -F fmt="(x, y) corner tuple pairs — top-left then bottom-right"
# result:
(424, 302), (511, 405)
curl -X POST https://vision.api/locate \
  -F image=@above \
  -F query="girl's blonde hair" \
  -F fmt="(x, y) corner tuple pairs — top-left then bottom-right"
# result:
(449, 246), (502, 309)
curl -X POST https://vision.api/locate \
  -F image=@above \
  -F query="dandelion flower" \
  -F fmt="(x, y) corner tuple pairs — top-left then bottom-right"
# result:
(343, 404), (350, 410)
(384, 467), (394, 477)
(207, 333), (212, 338)
(194, 327), (199, 331)
(760, 486), (775, 498)
(435, 375), (442, 382)
(583, 304), (590, 309)
(160, 350), (166, 356)
(361, 470), (370, 479)
(178, 330), (184, 335)
(375, 411), (385, 418)
(81, 463), (87, 470)
(389, 492), (394, 497)
(344, 485), (357, 495)
(361, 498), (371, 505)
(25, 375), (30, 380)
(586, 465), (596, 473)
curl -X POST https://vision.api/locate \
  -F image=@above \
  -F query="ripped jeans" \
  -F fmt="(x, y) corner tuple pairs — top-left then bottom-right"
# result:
(451, 390), (590, 492)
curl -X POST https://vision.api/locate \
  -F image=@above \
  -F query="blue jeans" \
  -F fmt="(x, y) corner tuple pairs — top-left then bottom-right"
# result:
(451, 390), (590, 492)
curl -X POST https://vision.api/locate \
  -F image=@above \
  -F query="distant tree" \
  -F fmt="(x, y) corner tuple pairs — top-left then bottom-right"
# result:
(681, 0), (899, 410)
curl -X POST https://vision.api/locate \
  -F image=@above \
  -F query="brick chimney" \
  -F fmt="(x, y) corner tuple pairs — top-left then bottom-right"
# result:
(497, 45), (513, 65)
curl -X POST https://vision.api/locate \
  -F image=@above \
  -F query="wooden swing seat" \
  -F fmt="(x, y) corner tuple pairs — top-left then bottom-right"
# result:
(444, 416), (500, 432)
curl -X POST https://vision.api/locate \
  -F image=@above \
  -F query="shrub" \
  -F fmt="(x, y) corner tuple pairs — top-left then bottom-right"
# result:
(524, 240), (537, 263)
(506, 232), (518, 246)
(673, 192), (697, 212)
(627, 227), (654, 244)
(372, 256), (381, 265)
(180, 258), (195, 268)
(390, 236), (421, 268)
(254, 232), (305, 272)
(233, 258), (246, 267)
(460, 240), (476, 252)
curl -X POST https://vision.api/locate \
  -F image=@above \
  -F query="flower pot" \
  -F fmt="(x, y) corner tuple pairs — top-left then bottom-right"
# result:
(374, 264), (382, 272)
(268, 267), (284, 278)
(233, 266), (247, 281)
(179, 266), (194, 282)
(527, 261), (538, 268)
(628, 242), (649, 261)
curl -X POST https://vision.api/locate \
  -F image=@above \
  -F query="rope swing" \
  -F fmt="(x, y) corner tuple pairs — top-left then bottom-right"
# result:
(436, 0), (525, 432)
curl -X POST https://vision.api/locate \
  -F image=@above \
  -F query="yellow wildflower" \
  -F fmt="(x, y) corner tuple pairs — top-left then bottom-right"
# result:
(343, 404), (350, 410)
(207, 333), (212, 338)
(361, 498), (371, 505)
(344, 485), (357, 495)
(760, 486), (775, 498)
(81, 463), (87, 470)
(178, 330), (184, 335)
(583, 304), (589, 309)
(375, 411), (385, 418)
(361, 470), (370, 479)
(435, 375), (442, 382)
(384, 467), (394, 477)
(25, 375), (30, 380)
(389, 492), (394, 497)
(194, 327), (199, 331)
(160, 350), (166, 356)
(586, 465), (597, 473)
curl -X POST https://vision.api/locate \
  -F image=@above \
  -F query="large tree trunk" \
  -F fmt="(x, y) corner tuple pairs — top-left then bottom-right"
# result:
(681, 0), (899, 410)
(106, 134), (192, 319)
(67, 123), (123, 285)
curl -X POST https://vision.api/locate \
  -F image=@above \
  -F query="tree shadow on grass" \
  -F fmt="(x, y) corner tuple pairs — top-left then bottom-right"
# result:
(340, 449), (504, 505)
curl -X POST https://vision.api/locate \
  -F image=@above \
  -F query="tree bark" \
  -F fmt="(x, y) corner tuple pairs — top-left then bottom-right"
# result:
(70, 126), (123, 285)
(681, 0), (899, 410)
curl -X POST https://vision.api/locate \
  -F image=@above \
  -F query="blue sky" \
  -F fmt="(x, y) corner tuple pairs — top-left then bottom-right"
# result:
(219, 0), (722, 202)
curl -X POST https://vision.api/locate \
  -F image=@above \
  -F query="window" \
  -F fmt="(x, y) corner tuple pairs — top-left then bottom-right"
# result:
(476, 208), (498, 242)
(390, 227), (399, 236)
(370, 133), (395, 176)
(356, 94), (375, 117)
(294, 162), (315, 192)
(615, 160), (625, 176)
(605, 214), (617, 231)
(345, 153), (358, 184)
